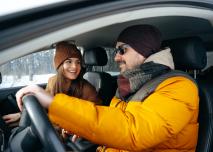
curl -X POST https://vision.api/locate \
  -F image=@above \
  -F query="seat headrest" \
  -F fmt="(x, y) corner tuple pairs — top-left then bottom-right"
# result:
(163, 37), (207, 70)
(84, 47), (108, 66)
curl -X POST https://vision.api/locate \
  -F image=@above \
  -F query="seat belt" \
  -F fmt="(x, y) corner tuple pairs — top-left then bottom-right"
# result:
(130, 70), (197, 101)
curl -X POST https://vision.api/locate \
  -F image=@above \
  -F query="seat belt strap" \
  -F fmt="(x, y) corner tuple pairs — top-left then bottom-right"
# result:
(130, 70), (197, 101)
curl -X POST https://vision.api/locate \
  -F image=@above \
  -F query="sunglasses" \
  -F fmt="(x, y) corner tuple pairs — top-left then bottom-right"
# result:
(114, 44), (130, 56)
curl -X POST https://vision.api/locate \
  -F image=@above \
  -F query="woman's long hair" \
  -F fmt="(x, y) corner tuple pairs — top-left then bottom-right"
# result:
(51, 63), (86, 98)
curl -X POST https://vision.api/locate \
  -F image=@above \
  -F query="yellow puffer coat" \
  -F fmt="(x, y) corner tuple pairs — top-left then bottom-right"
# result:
(48, 76), (199, 152)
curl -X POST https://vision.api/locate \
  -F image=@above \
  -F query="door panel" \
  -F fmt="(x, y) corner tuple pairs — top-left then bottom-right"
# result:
(0, 84), (46, 116)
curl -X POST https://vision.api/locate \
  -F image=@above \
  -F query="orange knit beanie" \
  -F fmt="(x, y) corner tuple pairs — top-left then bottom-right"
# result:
(54, 41), (82, 69)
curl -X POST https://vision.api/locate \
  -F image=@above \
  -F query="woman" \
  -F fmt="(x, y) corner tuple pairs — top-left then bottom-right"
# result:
(46, 41), (101, 104)
(3, 41), (102, 129)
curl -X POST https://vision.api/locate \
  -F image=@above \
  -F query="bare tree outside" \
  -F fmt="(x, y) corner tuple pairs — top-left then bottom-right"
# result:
(0, 49), (55, 88)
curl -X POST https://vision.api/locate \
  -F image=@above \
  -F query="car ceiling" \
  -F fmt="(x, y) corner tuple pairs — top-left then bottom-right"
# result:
(72, 16), (213, 50)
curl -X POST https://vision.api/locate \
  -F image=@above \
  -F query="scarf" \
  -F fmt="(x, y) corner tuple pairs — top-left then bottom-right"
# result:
(117, 62), (170, 101)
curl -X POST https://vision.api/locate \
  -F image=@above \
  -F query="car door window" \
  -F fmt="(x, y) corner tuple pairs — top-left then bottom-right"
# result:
(0, 49), (56, 89)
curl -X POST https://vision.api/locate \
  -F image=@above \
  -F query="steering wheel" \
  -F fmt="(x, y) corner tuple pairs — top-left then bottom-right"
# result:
(19, 95), (65, 152)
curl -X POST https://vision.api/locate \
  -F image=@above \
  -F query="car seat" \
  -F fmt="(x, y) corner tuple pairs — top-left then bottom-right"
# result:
(83, 47), (117, 106)
(165, 37), (213, 152)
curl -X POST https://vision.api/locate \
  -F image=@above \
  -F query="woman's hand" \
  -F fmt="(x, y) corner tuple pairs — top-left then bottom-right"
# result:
(71, 134), (80, 142)
(16, 84), (54, 111)
(2, 112), (21, 127)
(62, 129), (80, 142)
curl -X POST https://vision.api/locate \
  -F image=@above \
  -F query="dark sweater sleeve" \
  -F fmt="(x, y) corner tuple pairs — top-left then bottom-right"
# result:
(82, 80), (102, 105)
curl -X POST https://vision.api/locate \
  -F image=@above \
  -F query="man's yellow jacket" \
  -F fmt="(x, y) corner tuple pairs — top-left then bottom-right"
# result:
(48, 76), (199, 152)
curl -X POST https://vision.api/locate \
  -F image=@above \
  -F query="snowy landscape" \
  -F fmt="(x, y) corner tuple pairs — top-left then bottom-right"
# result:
(0, 74), (55, 89)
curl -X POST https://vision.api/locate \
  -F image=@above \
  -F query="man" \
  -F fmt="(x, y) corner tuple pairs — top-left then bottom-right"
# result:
(16, 25), (199, 151)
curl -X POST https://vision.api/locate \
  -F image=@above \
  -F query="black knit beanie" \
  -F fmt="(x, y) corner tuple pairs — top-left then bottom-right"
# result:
(117, 24), (162, 58)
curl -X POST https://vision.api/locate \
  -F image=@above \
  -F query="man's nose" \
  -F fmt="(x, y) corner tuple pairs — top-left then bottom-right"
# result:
(114, 53), (122, 62)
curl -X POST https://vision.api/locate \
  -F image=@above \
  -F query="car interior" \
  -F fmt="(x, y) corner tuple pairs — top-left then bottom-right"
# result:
(0, 1), (213, 152)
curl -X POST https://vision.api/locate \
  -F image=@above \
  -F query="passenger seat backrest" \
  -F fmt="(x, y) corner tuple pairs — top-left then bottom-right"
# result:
(83, 47), (116, 106)
(166, 37), (212, 152)
(197, 73), (213, 152)
(163, 37), (207, 71)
